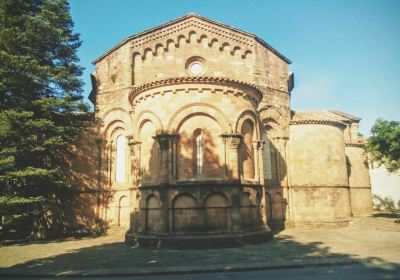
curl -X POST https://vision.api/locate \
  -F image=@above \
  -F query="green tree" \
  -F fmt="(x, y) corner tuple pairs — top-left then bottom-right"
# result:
(367, 119), (400, 173)
(0, 0), (91, 238)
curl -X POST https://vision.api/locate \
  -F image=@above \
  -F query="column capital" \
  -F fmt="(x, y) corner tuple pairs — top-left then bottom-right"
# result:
(270, 136), (289, 142)
(153, 133), (179, 150)
(253, 140), (265, 150)
(128, 140), (141, 157)
(220, 133), (242, 149)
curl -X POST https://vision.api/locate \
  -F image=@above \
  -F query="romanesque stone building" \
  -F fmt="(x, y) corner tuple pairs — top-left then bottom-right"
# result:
(88, 13), (372, 247)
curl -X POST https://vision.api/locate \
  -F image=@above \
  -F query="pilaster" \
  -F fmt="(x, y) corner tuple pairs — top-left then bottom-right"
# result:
(128, 138), (142, 186)
(153, 133), (179, 184)
(221, 134), (242, 181)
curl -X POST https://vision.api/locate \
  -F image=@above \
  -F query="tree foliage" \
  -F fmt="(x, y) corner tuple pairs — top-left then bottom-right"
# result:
(367, 118), (400, 173)
(0, 0), (92, 238)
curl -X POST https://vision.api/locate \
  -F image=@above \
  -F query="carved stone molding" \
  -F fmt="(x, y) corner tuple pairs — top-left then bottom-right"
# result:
(290, 119), (346, 129)
(221, 133), (243, 149)
(290, 110), (347, 129)
(132, 18), (254, 50)
(128, 140), (141, 157)
(153, 133), (179, 150)
(345, 142), (366, 148)
(258, 105), (289, 139)
(129, 76), (263, 107)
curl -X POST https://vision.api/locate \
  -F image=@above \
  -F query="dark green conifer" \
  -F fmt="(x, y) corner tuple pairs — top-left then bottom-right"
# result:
(0, 0), (90, 238)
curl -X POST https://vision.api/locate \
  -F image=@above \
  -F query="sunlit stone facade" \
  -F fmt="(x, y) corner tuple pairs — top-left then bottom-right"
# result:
(87, 14), (372, 247)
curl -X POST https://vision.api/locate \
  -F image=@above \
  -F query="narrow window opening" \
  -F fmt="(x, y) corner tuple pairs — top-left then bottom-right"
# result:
(194, 129), (203, 175)
(116, 135), (126, 183)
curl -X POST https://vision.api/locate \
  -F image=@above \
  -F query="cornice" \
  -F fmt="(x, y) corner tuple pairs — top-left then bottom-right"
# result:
(132, 18), (254, 49)
(290, 184), (350, 189)
(129, 76), (263, 106)
(92, 13), (291, 64)
(290, 119), (346, 129)
(345, 142), (366, 148)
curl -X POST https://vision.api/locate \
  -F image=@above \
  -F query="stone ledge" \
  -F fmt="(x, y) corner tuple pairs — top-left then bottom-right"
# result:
(345, 142), (366, 147)
(126, 229), (272, 249)
(139, 180), (263, 189)
(129, 76), (263, 106)
(290, 184), (350, 189)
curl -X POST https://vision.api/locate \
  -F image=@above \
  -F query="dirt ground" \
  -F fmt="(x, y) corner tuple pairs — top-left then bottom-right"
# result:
(0, 214), (399, 275)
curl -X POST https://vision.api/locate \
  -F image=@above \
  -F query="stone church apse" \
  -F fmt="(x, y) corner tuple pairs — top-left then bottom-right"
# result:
(87, 13), (373, 248)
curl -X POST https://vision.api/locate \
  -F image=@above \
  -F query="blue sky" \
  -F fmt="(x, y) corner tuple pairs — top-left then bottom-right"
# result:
(69, 0), (400, 135)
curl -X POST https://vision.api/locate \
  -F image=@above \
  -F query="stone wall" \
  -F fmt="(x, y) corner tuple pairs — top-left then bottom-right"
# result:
(288, 122), (352, 225)
(346, 144), (373, 216)
(85, 13), (373, 238)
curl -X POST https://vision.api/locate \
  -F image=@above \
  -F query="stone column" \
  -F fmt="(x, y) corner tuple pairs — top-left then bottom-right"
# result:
(127, 138), (141, 232)
(154, 134), (178, 234)
(221, 134), (242, 232)
(221, 136), (228, 178)
(221, 134), (242, 181)
(128, 139), (142, 186)
(231, 190), (241, 232)
(252, 140), (265, 183)
(95, 138), (102, 219)
(169, 134), (179, 183)
(257, 140), (265, 184)
(154, 134), (171, 184)
(255, 140), (268, 226)
(107, 140), (113, 188)
(273, 137), (289, 223)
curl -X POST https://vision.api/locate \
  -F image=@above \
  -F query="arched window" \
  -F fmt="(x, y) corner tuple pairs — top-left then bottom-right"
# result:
(193, 129), (203, 175)
(240, 120), (255, 179)
(115, 135), (126, 183)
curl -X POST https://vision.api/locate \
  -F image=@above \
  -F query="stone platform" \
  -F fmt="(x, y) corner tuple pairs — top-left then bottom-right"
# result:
(126, 228), (272, 249)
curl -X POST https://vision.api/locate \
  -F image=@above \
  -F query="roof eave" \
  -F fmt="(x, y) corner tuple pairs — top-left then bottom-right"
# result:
(328, 110), (361, 122)
(255, 37), (291, 64)
(91, 13), (292, 65)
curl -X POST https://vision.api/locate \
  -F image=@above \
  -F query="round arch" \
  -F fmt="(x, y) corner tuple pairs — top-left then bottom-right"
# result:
(136, 110), (163, 138)
(104, 121), (126, 140)
(172, 193), (200, 233)
(258, 106), (288, 138)
(235, 109), (259, 139)
(204, 192), (229, 231)
(117, 195), (129, 227)
(204, 192), (230, 207)
(145, 194), (161, 233)
(167, 103), (231, 133)
(101, 107), (133, 137)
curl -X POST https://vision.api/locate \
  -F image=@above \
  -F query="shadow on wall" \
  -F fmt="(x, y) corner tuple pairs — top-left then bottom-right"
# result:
(132, 126), (287, 237)
(0, 124), (109, 242)
(262, 133), (287, 231)
(59, 121), (287, 241)
(139, 130), (229, 183)
(54, 125), (108, 238)
(346, 155), (352, 178)
(136, 130), (246, 236)
(139, 130), (230, 181)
